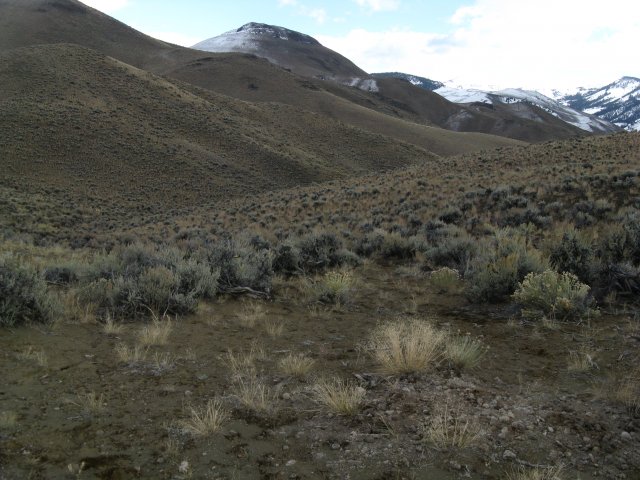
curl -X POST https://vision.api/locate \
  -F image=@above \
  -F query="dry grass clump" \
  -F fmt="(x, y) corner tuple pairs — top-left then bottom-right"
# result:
(180, 399), (229, 436)
(567, 348), (598, 372)
(236, 301), (266, 328)
(505, 465), (565, 480)
(138, 315), (173, 346)
(423, 401), (482, 449)
(445, 335), (486, 370)
(74, 391), (106, 415)
(114, 343), (148, 365)
(610, 368), (640, 413)
(315, 269), (355, 304)
(17, 346), (48, 368)
(231, 376), (278, 413)
(225, 343), (266, 378)
(312, 378), (365, 415)
(367, 318), (446, 374)
(102, 313), (124, 335)
(278, 353), (315, 378)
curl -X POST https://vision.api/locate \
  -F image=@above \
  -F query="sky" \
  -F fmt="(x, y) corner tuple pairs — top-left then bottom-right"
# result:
(81, 0), (640, 91)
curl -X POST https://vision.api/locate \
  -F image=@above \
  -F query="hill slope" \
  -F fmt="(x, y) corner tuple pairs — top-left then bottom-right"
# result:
(0, 44), (439, 212)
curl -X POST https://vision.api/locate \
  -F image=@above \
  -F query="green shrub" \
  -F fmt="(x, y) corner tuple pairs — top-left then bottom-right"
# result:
(466, 230), (548, 303)
(378, 232), (416, 260)
(315, 270), (354, 304)
(423, 236), (477, 272)
(79, 243), (219, 318)
(275, 232), (359, 274)
(550, 229), (596, 283)
(512, 270), (595, 320)
(206, 237), (271, 293)
(0, 254), (59, 327)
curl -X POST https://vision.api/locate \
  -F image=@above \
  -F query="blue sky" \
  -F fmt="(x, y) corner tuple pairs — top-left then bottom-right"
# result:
(83, 0), (640, 90)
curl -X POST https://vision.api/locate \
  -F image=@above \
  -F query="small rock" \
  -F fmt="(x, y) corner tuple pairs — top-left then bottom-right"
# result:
(285, 460), (296, 467)
(282, 393), (291, 400)
(331, 443), (340, 450)
(621, 431), (632, 441)
(503, 449), (517, 460)
(449, 460), (461, 470)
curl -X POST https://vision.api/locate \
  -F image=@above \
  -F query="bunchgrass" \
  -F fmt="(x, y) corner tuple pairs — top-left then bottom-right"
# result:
(312, 377), (365, 415)
(367, 319), (446, 374)
(180, 399), (229, 436)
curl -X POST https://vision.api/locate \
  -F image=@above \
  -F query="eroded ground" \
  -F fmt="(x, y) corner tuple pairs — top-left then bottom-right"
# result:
(1, 263), (639, 480)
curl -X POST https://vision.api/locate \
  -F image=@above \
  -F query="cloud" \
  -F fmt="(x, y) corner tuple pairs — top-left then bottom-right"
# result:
(353, 0), (400, 12)
(81, 0), (130, 13)
(277, 0), (298, 6)
(318, 0), (640, 90)
(278, 1), (328, 24)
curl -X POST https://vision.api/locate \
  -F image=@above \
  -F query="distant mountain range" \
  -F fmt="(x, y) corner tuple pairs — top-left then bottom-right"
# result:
(372, 72), (638, 132)
(194, 23), (614, 140)
(554, 77), (640, 131)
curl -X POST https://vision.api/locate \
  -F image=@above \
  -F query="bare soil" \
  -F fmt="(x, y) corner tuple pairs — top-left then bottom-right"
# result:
(2, 263), (639, 479)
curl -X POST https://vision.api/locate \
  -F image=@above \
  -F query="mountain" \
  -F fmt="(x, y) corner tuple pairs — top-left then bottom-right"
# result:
(557, 77), (640, 131)
(193, 22), (368, 83)
(192, 23), (596, 142)
(434, 85), (617, 134)
(372, 72), (443, 91)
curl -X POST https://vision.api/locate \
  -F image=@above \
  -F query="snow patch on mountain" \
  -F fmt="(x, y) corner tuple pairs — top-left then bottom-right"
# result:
(435, 86), (615, 133)
(192, 22), (319, 53)
(559, 77), (640, 131)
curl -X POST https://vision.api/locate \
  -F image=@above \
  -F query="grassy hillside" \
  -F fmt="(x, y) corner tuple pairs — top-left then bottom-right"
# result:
(0, 44), (438, 209)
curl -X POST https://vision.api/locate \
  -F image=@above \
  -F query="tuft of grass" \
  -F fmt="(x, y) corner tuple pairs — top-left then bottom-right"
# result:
(423, 402), (481, 449)
(236, 301), (265, 328)
(264, 319), (285, 337)
(74, 391), (106, 415)
(278, 353), (315, 378)
(115, 343), (148, 365)
(567, 348), (598, 372)
(315, 269), (354, 304)
(102, 313), (124, 335)
(180, 399), (229, 436)
(231, 376), (278, 414)
(444, 335), (486, 370)
(138, 315), (173, 346)
(17, 346), (48, 368)
(367, 319), (446, 374)
(312, 377), (365, 415)
(505, 465), (565, 480)
(152, 352), (175, 373)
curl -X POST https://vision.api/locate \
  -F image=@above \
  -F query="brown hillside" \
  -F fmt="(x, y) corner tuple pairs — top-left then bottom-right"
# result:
(0, 0), (581, 144)
(0, 44), (437, 211)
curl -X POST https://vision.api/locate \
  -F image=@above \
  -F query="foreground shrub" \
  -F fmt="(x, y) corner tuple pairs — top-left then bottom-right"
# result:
(207, 236), (272, 293)
(367, 319), (446, 374)
(78, 244), (219, 319)
(512, 270), (595, 320)
(466, 230), (548, 303)
(0, 254), (59, 327)
(550, 229), (596, 284)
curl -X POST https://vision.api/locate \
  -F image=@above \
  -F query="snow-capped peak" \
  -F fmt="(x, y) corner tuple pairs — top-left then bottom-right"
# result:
(192, 22), (319, 53)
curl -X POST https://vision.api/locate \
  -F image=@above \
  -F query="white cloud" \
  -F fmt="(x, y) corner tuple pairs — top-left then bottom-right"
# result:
(277, 0), (298, 6)
(318, 0), (640, 90)
(353, 0), (400, 12)
(306, 8), (328, 24)
(80, 0), (130, 13)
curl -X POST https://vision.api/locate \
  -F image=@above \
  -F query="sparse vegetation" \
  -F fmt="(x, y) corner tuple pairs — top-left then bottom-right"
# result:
(278, 352), (315, 378)
(423, 401), (482, 449)
(445, 335), (486, 370)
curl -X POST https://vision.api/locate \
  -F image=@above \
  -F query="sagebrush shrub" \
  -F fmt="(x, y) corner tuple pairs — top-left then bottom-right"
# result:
(0, 254), (59, 327)
(512, 270), (594, 320)
(550, 229), (596, 283)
